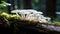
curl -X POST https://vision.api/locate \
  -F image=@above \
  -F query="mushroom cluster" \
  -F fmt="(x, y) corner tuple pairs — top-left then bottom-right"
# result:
(11, 9), (51, 23)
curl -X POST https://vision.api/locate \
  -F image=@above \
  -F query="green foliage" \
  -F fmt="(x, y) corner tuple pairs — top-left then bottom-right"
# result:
(1, 12), (10, 19)
(34, 0), (39, 3)
(1, 12), (21, 20)
(0, 1), (8, 12)
(0, 4), (7, 12)
(33, 0), (39, 3)
(1, 1), (6, 3)
(0, 5), (6, 8)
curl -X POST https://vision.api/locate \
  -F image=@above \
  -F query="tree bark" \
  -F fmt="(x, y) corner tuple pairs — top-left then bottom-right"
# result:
(46, 0), (56, 20)
(23, 0), (32, 9)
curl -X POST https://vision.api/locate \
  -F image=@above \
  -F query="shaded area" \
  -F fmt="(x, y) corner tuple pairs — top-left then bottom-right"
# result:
(23, 0), (32, 9)
(0, 0), (2, 3)
(45, 0), (56, 20)
(0, 16), (60, 34)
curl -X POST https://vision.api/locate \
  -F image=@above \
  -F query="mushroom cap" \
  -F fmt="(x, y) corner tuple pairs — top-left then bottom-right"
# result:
(33, 11), (43, 14)
(27, 9), (43, 14)
(11, 10), (21, 13)
(27, 9), (37, 12)
(20, 11), (31, 14)
(33, 14), (44, 19)
(45, 17), (51, 21)
(19, 10), (33, 14)
(27, 9), (37, 14)
(13, 9), (37, 14)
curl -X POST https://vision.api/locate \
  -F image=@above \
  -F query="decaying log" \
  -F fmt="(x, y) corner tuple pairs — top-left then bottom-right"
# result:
(0, 18), (60, 34)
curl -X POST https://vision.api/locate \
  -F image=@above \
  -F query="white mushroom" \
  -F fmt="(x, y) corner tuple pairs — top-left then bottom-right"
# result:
(33, 11), (43, 15)
(11, 10), (21, 18)
(27, 9), (37, 12)
(19, 10), (32, 19)
(45, 17), (51, 21)
(11, 9), (51, 22)
(11, 10), (21, 13)
(26, 14), (37, 21)
(38, 16), (51, 23)
(39, 19), (48, 23)
(19, 9), (38, 19)
(30, 11), (43, 21)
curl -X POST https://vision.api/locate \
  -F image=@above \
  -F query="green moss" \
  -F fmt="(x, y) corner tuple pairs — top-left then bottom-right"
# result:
(1, 12), (21, 20)
(1, 12), (10, 19)
(10, 15), (20, 19)
(47, 22), (52, 24)
(54, 22), (60, 25)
